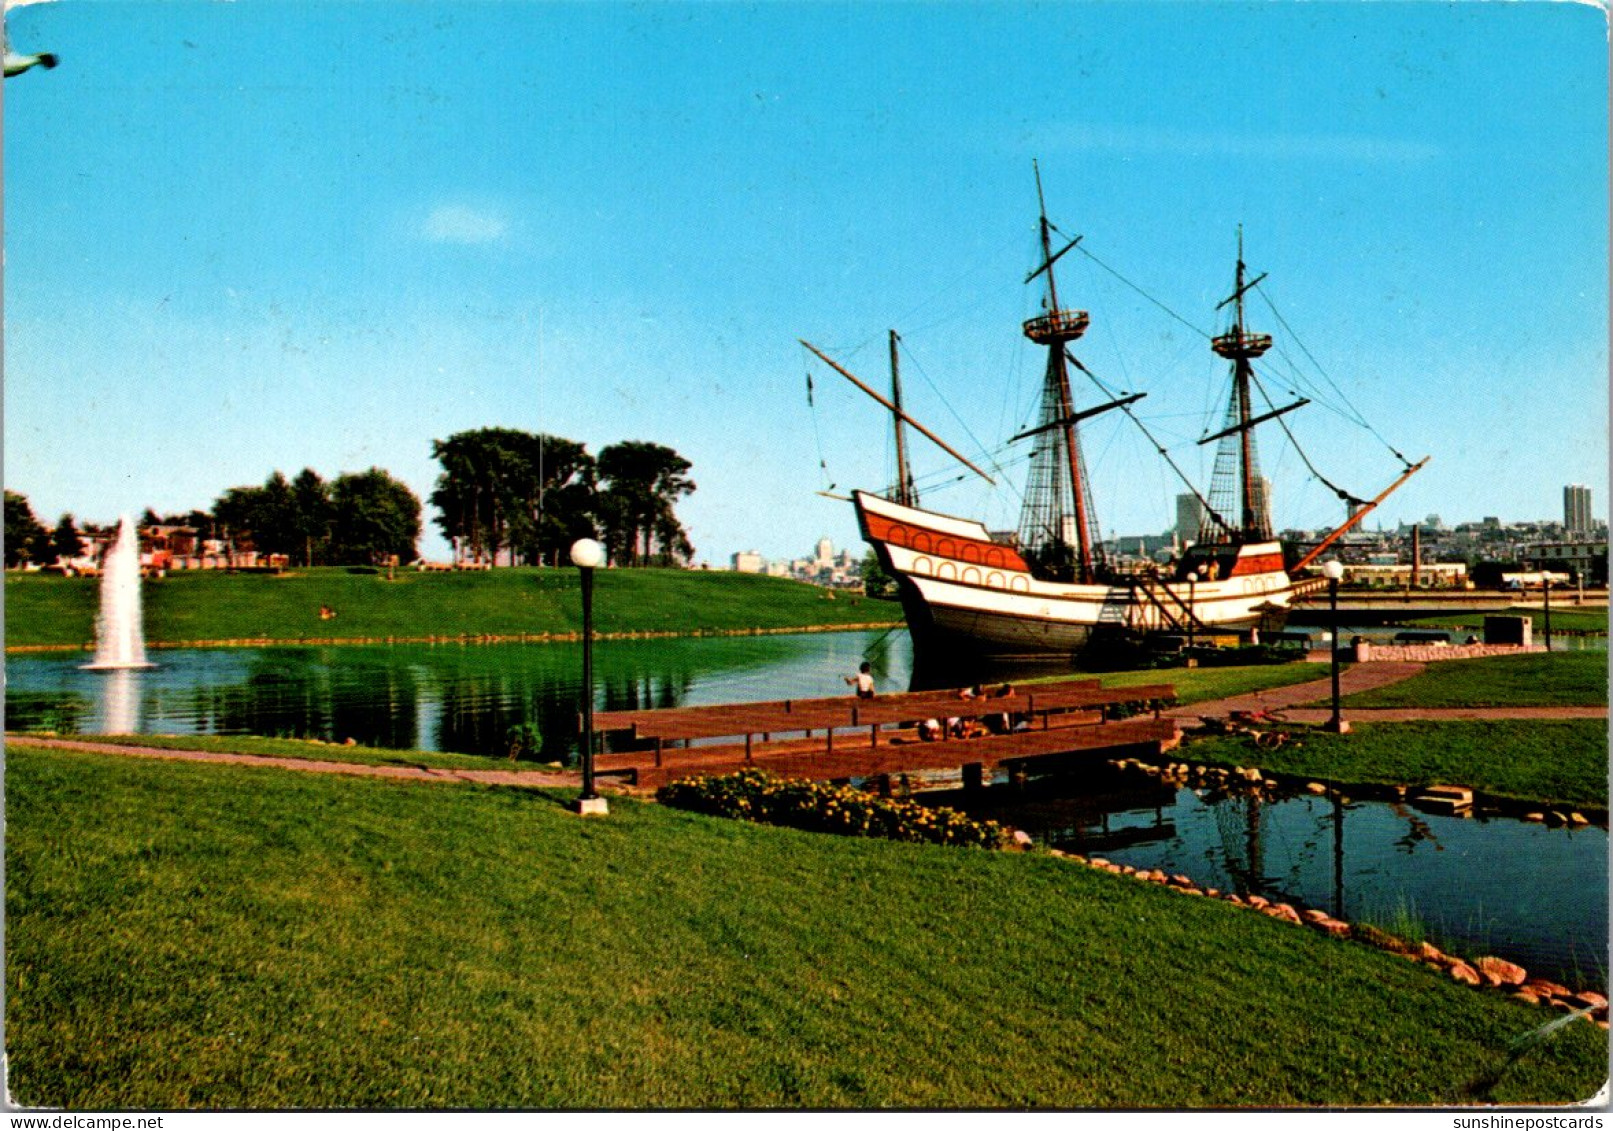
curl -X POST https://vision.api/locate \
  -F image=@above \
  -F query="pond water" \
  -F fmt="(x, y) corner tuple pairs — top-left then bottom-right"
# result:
(927, 767), (1607, 987)
(4, 629), (915, 761)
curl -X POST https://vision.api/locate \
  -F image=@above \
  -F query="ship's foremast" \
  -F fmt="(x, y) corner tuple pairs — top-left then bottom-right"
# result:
(1209, 231), (1275, 542)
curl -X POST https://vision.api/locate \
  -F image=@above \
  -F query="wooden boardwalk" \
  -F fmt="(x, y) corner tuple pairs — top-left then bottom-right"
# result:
(593, 677), (1180, 789)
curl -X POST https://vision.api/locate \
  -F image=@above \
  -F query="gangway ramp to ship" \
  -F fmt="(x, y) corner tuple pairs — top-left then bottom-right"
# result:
(592, 677), (1180, 790)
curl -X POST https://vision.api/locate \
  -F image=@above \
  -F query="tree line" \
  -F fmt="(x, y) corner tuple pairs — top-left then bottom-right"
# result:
(5, 429), (696, 569)
(430, 429), (694, 567)
(5, 468), (422, 569)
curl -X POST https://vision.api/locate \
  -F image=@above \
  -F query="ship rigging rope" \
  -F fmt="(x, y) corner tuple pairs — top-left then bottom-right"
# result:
(804, 365), (837, 493)
(896, 338), (1013, 484)
(1066, 349), (1235, 539)
(1246, 368), (1367, 506)
(1072, 243), (1215, 342)
(1254, 288), (1413, 469)
(1072, 239), (1412, 471)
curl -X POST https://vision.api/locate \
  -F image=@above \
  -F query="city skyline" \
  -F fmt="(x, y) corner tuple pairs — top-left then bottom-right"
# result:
(4, 2), (1606, 564)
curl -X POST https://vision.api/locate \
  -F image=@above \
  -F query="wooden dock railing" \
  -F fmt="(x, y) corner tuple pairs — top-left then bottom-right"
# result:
(589, 677), (1179, 786)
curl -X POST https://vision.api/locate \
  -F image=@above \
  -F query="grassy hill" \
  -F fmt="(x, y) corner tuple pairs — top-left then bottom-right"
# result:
(4, 567), (901, 649)
(6, 746), (1605, 1109)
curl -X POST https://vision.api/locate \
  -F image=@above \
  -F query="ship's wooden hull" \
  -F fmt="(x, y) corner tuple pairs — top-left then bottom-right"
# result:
(856, 491), (1301, 661)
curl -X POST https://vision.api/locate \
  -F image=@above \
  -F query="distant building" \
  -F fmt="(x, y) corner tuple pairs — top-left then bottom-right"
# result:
(1340, 562), (1469, 589)
(1175, 494), (1205, 544)
(731, 550), (765, 573)
(1519, 539), (1607, 585)
(1564, 485), (1593, 533)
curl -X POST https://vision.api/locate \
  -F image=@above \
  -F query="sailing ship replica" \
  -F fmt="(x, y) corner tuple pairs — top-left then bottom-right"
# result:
(803, 173), (1425, 662)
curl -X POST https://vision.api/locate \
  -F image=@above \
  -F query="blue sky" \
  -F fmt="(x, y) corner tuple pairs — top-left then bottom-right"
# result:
(4, 0), (1607, 563)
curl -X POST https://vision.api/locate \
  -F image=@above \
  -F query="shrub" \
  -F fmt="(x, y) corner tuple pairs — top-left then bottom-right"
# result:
(656, 768), (1012, 850)
(504, 722), (542, 762)
(1104, 697), (1174, 720)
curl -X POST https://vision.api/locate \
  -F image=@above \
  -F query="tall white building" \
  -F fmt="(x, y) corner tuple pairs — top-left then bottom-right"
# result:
(730, 550), (765, 573)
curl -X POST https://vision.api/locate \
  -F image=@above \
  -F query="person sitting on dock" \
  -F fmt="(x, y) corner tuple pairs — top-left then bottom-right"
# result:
(950, 716), (985, 739)
(984, 684), (1022, 734)
(918, 717), (943, 741)
(845, 661), (876, 699)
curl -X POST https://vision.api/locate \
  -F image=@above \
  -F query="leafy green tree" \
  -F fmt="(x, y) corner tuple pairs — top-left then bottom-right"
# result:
(596, 440), (695, 566)
(291, 468), (333, 566)
(5, 490), (49, 567)
(51, 514), (84, 565)
(860, 549), (897, 599)
(430, 428), (596, 566)
(215, 470), (333, 563)
(514, 434), (597, 567)
(330, 468), (421, 565)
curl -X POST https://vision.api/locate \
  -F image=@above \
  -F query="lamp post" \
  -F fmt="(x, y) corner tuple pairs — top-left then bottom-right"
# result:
(1541, 571), (1553, 652)
(1187, 565), (1204, 649)
(570, 537), (609, 816)
(1322, 559), (1349, 734)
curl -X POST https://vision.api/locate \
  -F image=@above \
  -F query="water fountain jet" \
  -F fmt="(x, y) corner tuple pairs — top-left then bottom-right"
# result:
(82, 514), (157, 671)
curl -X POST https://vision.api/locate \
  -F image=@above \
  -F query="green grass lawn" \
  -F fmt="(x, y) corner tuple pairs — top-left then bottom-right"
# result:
(1408, 609), (1608, 635)
(1096, 661), (1328, 704)
(1184, 720), (1608, 811)
(1343, 651), (1608, 709)
(6, 747), (1604, 1108)
(4, 568), (901, 649)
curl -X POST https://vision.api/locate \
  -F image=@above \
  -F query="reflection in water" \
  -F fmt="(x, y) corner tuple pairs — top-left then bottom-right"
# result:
(5, 631), (914, 762)
(937, 767), (1607, 987)
(94, 668), (142, 734)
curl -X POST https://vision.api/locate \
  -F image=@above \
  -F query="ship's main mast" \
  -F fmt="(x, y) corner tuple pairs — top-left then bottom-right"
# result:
(1019, 166), (1099, 582)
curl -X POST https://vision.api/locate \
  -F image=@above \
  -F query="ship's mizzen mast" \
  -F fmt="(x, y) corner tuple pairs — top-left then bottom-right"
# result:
(889, 330), (917, 507)
(1017, 164), (1102, 583)
(799, 340), (995, 487)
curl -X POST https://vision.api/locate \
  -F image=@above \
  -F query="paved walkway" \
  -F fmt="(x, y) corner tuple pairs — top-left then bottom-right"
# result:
(1165, 661), (1427, 719)
(4, 735), (575, 789)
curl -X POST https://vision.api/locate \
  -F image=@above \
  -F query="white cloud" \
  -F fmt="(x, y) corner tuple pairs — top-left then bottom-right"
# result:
(421, 205), (510, 245)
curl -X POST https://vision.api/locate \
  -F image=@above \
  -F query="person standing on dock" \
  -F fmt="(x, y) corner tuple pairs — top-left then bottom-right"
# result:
(845, 661), (876, 698)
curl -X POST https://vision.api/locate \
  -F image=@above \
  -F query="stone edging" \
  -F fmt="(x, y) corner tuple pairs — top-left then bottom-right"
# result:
(1353, 642), (1546, 663)
(1038, 841), (1607, 1025)
(1027, 753), (1607, 1022)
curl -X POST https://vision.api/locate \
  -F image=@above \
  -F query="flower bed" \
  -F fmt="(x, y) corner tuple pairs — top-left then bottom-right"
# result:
(656, 768), (1012, 849)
